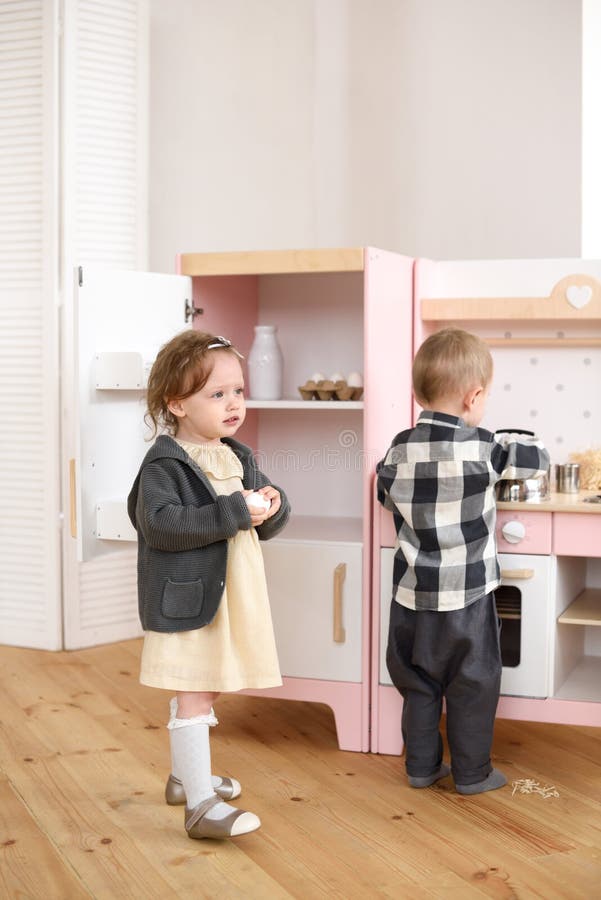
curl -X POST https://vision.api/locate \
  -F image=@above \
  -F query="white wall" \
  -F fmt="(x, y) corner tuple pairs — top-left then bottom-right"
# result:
(149, 0), (581, 272)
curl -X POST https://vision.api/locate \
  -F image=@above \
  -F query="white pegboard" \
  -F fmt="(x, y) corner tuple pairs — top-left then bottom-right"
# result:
(482, 345), (600, 464)
(420, 257), (601, 465)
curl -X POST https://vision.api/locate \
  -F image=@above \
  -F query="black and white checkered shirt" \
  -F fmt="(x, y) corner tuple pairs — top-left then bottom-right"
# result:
(377, 411), (550, 611)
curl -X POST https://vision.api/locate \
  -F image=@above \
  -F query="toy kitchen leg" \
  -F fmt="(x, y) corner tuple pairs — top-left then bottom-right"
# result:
(371, 496), (406, 755)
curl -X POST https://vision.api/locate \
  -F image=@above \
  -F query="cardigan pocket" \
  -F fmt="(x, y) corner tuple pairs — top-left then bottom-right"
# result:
(161, 578), (205, 619)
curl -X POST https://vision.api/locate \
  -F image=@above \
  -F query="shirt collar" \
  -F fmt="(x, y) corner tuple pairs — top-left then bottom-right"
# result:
(417, 410), (466, 429)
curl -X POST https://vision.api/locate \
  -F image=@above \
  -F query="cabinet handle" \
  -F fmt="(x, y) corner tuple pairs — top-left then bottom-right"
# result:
(333, 563), (346, 643)
(69, 459), (77, 538)
(500, 568), (534, 581)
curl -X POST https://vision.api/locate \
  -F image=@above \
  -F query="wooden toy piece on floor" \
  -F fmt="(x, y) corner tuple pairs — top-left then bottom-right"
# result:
(511, 778), (560, 799)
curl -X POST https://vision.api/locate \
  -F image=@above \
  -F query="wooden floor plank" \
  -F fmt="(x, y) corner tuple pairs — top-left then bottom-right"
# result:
(1, 640), (600, 899)
(496, 718), (601, 788)
(0, 776), (91, 899)
(2, 755), (180, 899)
(534, 847), (601, 897)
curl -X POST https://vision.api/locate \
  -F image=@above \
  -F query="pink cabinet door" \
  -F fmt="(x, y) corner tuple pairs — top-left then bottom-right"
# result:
(553, 514), (601, 557)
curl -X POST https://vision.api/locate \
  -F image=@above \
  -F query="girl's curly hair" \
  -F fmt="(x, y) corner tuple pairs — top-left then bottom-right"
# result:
(144, 330), (242, 436)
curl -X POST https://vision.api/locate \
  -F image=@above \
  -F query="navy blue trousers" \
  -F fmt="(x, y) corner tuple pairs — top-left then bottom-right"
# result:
(386, 592), (502, 785)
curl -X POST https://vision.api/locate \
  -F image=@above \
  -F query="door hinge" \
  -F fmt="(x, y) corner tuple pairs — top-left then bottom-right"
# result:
(78, 266), (83, 287)
(69, 459), (77, 539)
(185, 299), (203, 323)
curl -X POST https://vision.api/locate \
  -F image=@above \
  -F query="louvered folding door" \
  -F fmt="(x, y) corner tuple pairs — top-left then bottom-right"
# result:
(60, 0), (151, 648)
(0, 0), (62, 649)
(0, 0), (152, 649)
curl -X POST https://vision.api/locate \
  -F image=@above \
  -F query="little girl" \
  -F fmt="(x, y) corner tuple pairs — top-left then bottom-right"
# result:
(127, 330), (290, 840)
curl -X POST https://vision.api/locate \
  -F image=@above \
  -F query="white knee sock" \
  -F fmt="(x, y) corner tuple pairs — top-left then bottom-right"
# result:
(168, 712), (216, 808)
(168, 697), (233, 795)
(167, 702), (243, 822)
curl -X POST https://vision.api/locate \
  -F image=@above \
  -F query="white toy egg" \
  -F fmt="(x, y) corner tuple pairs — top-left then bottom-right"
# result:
(245, 492), (271, 511)
(330, 372), (345, 382)
(311, 372), (326, 383)
(347, 371), (363, 387)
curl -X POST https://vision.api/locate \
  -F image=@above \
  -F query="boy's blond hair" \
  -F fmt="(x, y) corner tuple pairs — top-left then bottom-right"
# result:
(412, 328), (493, 406)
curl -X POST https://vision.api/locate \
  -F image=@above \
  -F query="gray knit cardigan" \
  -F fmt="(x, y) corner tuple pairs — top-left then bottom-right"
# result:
(127, 434), (290, 632)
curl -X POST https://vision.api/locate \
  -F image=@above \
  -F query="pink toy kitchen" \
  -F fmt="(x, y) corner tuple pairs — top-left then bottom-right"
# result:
(71, 249), (601, 754)
(372, 255), (601, 753)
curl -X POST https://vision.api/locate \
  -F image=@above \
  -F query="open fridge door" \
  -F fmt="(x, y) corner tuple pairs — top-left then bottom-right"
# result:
(62, 266), (192, 646)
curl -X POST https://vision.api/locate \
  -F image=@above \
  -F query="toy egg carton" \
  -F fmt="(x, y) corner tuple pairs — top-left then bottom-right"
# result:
(298, 376), (363, 402)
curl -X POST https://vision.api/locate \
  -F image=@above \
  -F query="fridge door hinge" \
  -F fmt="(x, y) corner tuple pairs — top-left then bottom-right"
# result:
(78, 266), (83, 287)
(185, 299), (203, 323)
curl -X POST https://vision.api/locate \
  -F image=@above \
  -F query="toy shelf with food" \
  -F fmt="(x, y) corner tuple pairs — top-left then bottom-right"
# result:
(245, 399), (363, 409)
(246, 366), (364, 409)
(177, 247), (414, 752)
(298, 372), (364, 402)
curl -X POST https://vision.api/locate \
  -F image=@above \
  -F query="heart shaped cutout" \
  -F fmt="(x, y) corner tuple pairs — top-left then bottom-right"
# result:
(566, 284), (592, 309)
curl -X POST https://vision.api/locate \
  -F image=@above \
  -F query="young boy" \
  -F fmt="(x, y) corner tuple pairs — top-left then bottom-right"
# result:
(376, 328), (549, 795)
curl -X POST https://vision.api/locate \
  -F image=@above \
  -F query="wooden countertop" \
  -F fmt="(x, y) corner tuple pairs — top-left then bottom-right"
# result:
(497, 490), (601, 514)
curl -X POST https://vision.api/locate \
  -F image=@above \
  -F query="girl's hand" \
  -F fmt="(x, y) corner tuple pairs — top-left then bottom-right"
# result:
(242, 486), (281, 524)
(242, 489), (272, 526)
(257, 486), (281, 520)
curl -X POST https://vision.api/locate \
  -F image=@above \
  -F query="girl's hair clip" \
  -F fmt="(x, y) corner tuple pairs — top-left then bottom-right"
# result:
(207, 335), (244, 358)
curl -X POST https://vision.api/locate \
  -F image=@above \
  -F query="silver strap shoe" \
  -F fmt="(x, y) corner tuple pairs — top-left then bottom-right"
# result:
(185, 794), (261, 840)
(165, 773), (241, 805)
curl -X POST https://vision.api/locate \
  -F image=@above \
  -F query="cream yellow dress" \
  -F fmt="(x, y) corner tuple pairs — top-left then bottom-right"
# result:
(139, 441), (282, 692)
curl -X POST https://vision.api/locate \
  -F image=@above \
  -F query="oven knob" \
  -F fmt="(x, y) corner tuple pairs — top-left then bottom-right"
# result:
(501, 520), (526, 544)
